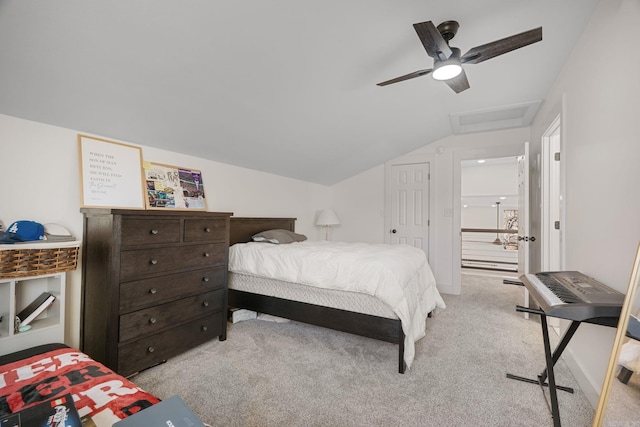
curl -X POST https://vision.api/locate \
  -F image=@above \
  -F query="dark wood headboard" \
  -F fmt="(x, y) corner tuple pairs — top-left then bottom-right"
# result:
(229, 217), (296, 245)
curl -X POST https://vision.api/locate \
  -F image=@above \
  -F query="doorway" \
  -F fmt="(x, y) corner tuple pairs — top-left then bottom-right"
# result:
(460, 157), (520, 276)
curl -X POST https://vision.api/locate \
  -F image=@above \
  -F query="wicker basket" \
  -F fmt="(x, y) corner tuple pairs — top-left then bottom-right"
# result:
(0, 241), (80, 278)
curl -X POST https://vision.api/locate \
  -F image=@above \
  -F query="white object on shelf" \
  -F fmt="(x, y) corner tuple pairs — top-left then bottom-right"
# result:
(0, 272), (66, 355)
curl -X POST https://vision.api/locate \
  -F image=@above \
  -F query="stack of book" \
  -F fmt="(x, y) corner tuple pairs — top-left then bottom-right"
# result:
(16, 292), (56, 329)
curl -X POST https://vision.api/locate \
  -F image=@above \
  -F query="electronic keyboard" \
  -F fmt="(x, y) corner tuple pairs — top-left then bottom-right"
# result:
(520, 271), (624, 321)
(511, 271), (626, 427)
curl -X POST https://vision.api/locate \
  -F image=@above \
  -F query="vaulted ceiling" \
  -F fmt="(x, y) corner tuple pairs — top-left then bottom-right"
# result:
(0, 1), (599, 185)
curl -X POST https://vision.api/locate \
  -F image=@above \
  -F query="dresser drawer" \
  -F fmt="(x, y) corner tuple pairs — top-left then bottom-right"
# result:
(120, 243), (226, 280)
(119, 267), (226, 312)
(117, 312), (224, 376)
(184, 218), (227, 242)
(119, 289), (225, 342)
(121, 218), (181, 246)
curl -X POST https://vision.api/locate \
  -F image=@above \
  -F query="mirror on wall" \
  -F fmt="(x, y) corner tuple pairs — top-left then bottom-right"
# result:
(593, 243), (640, 426)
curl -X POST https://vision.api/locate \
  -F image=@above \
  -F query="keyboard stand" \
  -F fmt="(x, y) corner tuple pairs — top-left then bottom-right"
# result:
(506, 306), (580, 427)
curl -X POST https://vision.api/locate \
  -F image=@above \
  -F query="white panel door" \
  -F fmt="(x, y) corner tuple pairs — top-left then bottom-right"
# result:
(517, 142), (530, 274)
(390, 163), (430, 257)
(517, 143), (531, 318)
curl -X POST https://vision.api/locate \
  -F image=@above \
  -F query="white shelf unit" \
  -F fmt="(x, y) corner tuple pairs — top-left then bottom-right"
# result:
(0, 272), (66, 355)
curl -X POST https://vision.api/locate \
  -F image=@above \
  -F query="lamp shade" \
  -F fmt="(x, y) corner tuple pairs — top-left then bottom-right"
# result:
(316, 209), (340, 226)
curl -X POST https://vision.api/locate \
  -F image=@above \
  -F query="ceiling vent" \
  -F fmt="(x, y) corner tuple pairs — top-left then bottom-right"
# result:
(450, 100), (541, 134)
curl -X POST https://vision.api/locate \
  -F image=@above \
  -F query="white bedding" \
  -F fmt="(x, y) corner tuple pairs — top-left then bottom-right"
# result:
(228, 240), (446, 369)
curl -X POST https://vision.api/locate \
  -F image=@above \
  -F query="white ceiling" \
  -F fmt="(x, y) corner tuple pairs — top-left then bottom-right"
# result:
(0, 1), (599, 185)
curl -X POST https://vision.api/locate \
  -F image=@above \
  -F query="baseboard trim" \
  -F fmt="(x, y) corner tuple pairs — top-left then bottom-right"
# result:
(563, 346), (600, 408)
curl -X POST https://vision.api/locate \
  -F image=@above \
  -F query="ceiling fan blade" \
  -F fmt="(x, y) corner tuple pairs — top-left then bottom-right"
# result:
(444, 68), (470, 93)
(461, 27), (542, 65)
(377, 69), (433, 86)
(413, 21), (452, 61)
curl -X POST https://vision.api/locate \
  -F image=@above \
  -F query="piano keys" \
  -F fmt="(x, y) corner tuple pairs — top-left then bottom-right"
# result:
(521, 271), (624, 322)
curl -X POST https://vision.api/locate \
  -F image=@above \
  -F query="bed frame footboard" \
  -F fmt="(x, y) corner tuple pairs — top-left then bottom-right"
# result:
(229, 289), (406, 373)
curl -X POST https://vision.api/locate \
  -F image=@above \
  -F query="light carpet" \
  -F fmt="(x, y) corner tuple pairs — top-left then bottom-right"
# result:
(131, 274), (595, 426)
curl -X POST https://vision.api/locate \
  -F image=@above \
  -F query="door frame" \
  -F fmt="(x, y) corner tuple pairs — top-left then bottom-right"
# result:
(541, 114), (565, 271)
(452, 144), (527, 294)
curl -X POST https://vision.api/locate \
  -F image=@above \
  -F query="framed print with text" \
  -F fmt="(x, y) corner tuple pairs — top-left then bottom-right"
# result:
(78, 134), (146, 209)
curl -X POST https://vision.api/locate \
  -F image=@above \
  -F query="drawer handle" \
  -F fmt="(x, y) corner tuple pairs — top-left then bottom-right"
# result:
(150, 259), (158, 265)
(204, 252), (210, 257)
(201, 326), (208, 332)
(149, 317), (157, 324)
(202, 301), (209, 307)
(204, 227), (211, 233)
(202, 277), (210, 282)
(149, 288), (157, 294)
(150, 229), (159, 235)
(148, 346), (155, 353)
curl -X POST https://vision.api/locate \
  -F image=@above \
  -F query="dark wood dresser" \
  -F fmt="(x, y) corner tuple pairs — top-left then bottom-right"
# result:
(80, 209), (232, 376)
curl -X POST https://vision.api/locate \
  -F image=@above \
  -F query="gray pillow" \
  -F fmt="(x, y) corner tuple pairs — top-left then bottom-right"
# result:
(251, 229), (307, 244)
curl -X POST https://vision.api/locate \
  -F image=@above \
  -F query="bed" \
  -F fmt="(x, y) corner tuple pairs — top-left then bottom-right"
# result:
(0, 343), (160, 426)
(227, 217), (446, 373)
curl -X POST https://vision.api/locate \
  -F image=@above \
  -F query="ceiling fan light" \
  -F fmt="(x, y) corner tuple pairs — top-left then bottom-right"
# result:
(432, 59), (462, 81)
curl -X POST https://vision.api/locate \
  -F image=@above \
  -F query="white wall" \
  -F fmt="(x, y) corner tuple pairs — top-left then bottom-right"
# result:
(460, 206), (518, 231)
(462, 207), (491, 229)
(330, 165), (385, 243)
(0, 113), (331, 348)
(462, 163), (518, 198)
(461, 161), (519, 228)
(528, 0), (640, 406)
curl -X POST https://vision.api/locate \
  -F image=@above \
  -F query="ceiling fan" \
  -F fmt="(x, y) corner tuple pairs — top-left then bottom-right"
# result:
(377, 20), (542, 93)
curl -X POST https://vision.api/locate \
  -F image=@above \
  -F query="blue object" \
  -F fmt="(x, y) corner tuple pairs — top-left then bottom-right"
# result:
(0, 220), (45, 243)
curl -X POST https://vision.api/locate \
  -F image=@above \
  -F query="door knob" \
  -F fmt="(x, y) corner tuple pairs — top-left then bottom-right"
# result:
(391, 229), (397, 234)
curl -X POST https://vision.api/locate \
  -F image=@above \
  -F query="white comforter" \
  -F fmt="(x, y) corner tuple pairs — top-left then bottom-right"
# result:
(228, 240), (446, 369)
